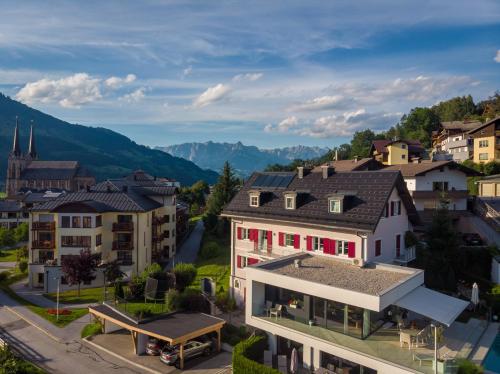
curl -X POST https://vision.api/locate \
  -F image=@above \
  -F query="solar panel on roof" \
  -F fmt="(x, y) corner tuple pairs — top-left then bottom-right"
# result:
(251, 173), (294, 189)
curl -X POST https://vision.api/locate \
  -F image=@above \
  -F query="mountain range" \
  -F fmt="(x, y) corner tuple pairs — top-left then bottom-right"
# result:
(157, 141), (329, 176)
(0, 94), (218, 188)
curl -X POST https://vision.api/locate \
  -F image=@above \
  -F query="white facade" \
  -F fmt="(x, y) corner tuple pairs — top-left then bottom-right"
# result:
(438, 134), (472, 162)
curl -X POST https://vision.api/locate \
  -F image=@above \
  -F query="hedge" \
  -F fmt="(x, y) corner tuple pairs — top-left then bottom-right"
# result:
(233, 335), (280, 374)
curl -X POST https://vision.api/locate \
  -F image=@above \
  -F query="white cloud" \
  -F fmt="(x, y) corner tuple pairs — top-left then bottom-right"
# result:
(104, 74), (136, 89)
(264, 116), (299, 133)
(182, 66), (193, 77)
(16, 73), (102, 108)
(233, 73), (263, 82)
(290, 95), (347, 112)
(121, 87), (146, 102)
(193, 83), (231, 108)
(494, 50), (500, 63)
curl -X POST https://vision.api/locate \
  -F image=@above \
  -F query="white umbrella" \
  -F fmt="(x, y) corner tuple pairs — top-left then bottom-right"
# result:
(290, 347), (298, 374)
(471, 282), (479, 308)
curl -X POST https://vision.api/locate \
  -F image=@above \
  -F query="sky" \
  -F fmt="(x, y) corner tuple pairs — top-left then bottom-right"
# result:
(0, 1), (499, 149)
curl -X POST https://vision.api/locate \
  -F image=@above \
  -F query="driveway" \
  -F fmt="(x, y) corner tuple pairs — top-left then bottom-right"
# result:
(165, 220), (205, 270)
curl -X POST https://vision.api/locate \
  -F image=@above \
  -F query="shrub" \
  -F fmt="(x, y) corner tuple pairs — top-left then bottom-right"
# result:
(216, 291), (237, 313)
(141, 263), (163, 280)
(199, 241), (220, 260)
(165, 289), (181, 311)
(0, 271), (10, 283)
(457, 359), (484, 374)
(16, 246), (28, 261)
(133, 307), (153, 319)
(81, 322), (102, 338)
(0, 346), (44, 373)
(18, 259), (28, 273)
(233, 335), (280, 374)
(128, 275), (146, 299)
(114, 281), (125, 299)
(173, 263), (197, 291)
(179, 288), (208, 312)
(221, 324), (250, 346)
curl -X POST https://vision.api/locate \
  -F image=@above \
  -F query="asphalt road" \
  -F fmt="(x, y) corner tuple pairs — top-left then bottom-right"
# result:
(0, 306), (143, 374)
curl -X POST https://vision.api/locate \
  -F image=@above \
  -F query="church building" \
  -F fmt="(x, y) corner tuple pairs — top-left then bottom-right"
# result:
(5, 119), (95, 197)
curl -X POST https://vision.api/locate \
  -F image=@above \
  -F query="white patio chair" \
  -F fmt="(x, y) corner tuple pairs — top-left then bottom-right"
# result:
(264, 350), (272, 367)
(278, 355), (287, 373)
(269, 304), (283, 319)
(399, 331), (413, 349)
(265, 300), (273, 316)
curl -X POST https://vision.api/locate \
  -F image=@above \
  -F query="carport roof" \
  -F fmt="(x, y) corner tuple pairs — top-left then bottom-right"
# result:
(89, 304), (225, 344)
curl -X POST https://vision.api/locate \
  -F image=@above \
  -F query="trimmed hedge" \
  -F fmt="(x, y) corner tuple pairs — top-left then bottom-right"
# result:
(233, 335), (280, 374)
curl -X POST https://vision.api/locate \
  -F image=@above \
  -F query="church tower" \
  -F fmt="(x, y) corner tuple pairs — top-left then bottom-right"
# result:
(6, 117), (28, 197)
(28, 121), (37, 160)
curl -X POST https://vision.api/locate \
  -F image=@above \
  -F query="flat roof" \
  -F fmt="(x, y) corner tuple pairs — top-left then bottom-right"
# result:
(258, 254), (421, 296)
(89, 304), (225, 343)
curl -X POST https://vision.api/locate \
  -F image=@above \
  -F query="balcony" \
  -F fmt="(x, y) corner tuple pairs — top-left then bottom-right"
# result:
(112, 241), (134, 251)
(112, 222), (134, 232)
(152, 215), (168, 226)
(32, 222), (55, 230)
(31, 240), (55, 249)
(393, 246), (416, 266)
(152, 233), (165, 242)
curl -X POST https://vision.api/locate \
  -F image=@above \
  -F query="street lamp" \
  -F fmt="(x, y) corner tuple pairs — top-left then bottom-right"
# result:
(53, 275), (61, 321)
(431, 323), (438, 374)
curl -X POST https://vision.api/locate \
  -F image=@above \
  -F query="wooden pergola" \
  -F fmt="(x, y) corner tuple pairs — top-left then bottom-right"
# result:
(89, 304), (225, 369)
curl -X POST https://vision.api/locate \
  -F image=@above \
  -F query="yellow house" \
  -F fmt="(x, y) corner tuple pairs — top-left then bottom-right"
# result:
(477, 174), (500, 197)
(370, 140), (426, 165)
(468, 117), (500, 163)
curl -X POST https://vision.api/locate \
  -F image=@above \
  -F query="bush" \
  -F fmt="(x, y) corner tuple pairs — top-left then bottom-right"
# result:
(16, 246), (28, 261)
(114, 281), (125, 299)
(179, 288), (208, 312)
(0, 345), (44, 373)
(128, 275), (146, 299)
(173, 263), (197, 291)
(165, 289), (181, 311)
(221, 324), (250, 346)
(141, 263), (163, 280)
(233, 335), (280, 374)
(0, 271), (10, 283)
(216, 291), (237, 313)
(457, 359), (483, 374)
(14, 223), (28, 243)
(199, 241), (220, 260)
(81, 322), (102, 338)
(133, 307), (153, 319)
(18, 259), (28, 273)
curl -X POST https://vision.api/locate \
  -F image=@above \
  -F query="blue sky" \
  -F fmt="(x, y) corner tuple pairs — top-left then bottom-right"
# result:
(0, 0), (499, 149)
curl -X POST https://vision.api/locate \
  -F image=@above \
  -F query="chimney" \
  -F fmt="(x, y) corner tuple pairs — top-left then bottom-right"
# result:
(297, 166), (304, 179)
(335, 149), (338, 161)
(321, 165), (330, 179)
(353, 155), (359, 163)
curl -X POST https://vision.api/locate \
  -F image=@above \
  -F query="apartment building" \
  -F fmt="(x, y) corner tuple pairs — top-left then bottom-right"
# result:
(431, 121), (480, 162)
(370, 140), (426, 165)
(222, 168), (470, 373)
(384, 160), (480, 211)
(0, 200), (28, 229)
(467, 117), (500, 163)
(28, 171), (178, 292)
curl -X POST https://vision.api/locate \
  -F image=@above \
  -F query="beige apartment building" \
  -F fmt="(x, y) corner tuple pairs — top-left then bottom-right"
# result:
(28, 171), (178, 292)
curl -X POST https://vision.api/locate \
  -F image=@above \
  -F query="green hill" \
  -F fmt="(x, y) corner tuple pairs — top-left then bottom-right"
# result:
(0, 93), (218, 188)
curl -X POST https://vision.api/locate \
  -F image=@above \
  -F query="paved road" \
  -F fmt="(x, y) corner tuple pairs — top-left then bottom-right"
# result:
(165, 220), (205, 270)
(0, 306), (143, 374)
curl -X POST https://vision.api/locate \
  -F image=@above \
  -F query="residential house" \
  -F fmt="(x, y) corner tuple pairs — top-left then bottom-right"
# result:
(370, 140), (426, 165)
(312, 157), (381, 172)
(384, 161), (480, 211)
(467, 117), (500, 163)
(28, 170), (178, 292)
(431, 120), (480, 162)
(222, 168), (472, 373)
(477, 174), (500, 197)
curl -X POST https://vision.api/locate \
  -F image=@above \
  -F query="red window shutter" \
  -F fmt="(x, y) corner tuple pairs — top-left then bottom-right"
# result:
(323, 238), (330, 254)
(267, 231), (272, 251)
(306, 236), (313, 251)
(390, 201), (395, 216)
(248, 257), (259, 265)
(237, 227), (242, 240)
(348, 242), (356, 258)
(331, 240), (336, 255)
(278, 232), (284, 246)
(294, 234), (300, 249)
(237, 255), (242, 268)
(375, 240), (381, 256)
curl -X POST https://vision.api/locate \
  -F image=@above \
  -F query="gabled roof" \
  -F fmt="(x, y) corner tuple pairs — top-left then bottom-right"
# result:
(20, 160), (81, 180)
(312, 158), (380, 172)
(440, 121), (482, 132)
(222, 169), (419, 232)
(0, 200), (22, 213)
(371, 139), (425, 155)
(477, 174), (500, 183)
(384, 160), (481, 177)
(467, 116), (500, 135)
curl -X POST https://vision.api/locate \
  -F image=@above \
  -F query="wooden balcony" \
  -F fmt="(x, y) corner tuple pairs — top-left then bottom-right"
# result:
(112, 241), (134, 251)
(32, 222), (55, 231)
(112, 222), (134, 232)
(152, 233), (165, 242)
(31, 240), (55, 249)
(152, 215), (168, 226)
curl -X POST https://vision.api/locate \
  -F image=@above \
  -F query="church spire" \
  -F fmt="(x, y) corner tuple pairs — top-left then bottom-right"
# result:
(12, 116), (21, 156)
(28, 121), (37, 159)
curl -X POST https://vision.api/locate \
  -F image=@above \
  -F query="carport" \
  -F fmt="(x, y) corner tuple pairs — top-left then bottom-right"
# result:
(89, 304), (225, 369)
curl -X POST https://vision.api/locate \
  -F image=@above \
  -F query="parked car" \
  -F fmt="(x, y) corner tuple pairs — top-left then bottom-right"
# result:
(160, 339), (213, 367)
(462, 233), (483, 246)
(146, 338), (167, 356)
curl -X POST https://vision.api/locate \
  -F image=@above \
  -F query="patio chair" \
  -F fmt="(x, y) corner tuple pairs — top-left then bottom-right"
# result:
(412, 351), (434, 367)
(269, 304), (283, 319)
(265, 300), (273, 316)
(278, 355), (287, 374)
(264, 350), (272, 367)
(399, 331), (413, 349)
(414, 326), (430, 347)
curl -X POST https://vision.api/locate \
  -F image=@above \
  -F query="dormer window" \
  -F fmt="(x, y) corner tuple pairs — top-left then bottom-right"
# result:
(249, 191), (261, 207)
(328, 198), (342, 213)
(284, 192), (297, 210)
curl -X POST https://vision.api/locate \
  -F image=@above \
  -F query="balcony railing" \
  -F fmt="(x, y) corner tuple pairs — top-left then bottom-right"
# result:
(112, 241), (134, 251)
(394, 246), (416, 265)
(152, 233), (165, 242)
(112, 222), (134, 232)
(152, 215), (168, 226)
(32, 222), (55, 230)
(31, 240), (55, 249)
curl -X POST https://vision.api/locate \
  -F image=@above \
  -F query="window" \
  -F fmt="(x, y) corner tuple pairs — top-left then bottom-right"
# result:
(237, 255), (249, 268)
(172, 214), (176, 222)
(83, 216), (92, 228)
(383, 203), (389, 218)
(328, 199), (341, 213)
(396, 201), (402, 215)
(432, 182), (449, 191)
(61, 236), (91, 247)
(479, 153), (489, 160)
(285, 196), (295, 209)
(285, 233), (294, 247)
(96, 234), (102, 246)
(336, 240), (348, 256)
(95, 215), (102, 227)
(241, 228), (250, 240)
(312, 237), (324, 251)
(61, 216), (70, 228)
(401, 144), (407, 149)
(117, 251), (132, 264)
(375, 240), (382, 256)
(401, 154), (406, 159)
(117, 215), (132, 223)
(72, 216), (81, 228)
(250, 195), (259, 207)
(479, 140), (489, 148)
(164, 230), (170, 238)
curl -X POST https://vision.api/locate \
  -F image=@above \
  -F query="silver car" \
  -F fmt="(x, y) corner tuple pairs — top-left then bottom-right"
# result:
(159, 339), (213, 367)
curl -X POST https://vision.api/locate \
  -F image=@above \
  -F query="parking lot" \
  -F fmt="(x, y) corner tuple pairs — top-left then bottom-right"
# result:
(87, 330), (232, 374)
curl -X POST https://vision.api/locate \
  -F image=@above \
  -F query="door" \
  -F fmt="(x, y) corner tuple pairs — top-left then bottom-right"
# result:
(396, 234), (401, 257)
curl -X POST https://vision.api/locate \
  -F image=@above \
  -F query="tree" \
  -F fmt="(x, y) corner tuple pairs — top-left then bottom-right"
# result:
(350, 129), (377, 158)
(173, 263), (197, 292)
(397, 108), (440, 148)
(0, 227), (15, 248)
(13, 223), (28, 243)
(103, 260), (125, 285)
(432, 95), (476, 122)
(61, 249), (100, 296)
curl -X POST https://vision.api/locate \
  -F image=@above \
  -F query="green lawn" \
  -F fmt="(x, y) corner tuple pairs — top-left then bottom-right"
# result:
(45, 287), (109, 304)
(0, 248), (19, 262)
